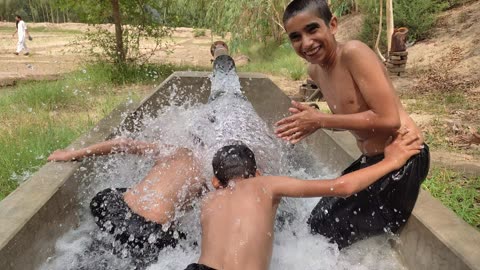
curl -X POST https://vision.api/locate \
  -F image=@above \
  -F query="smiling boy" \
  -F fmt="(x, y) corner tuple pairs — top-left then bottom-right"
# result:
(275, 0), (430, 249)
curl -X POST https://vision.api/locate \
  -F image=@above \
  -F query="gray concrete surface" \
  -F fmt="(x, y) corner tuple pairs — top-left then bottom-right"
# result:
(0, 72), (479, 270)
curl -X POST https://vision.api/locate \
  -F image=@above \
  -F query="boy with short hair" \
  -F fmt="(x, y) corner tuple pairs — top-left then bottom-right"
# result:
(275, 0), (430, 249)
(186, 133), (421, 270)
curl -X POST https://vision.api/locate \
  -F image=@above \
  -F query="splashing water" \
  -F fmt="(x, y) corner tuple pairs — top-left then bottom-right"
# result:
(39, 57), (405, 270)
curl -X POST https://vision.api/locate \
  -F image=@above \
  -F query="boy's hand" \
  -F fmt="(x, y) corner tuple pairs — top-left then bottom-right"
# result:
(275, 101), (323, 143)
(48, 150), (78, 162)
(384, 130), (422, 170)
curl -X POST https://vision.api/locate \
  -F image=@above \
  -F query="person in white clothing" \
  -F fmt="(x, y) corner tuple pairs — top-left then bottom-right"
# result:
(12, 15), (31, 56)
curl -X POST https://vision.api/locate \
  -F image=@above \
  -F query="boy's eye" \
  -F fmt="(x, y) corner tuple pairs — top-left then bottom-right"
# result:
(288, 33), (301, 41)
(305, 23), (320, 34)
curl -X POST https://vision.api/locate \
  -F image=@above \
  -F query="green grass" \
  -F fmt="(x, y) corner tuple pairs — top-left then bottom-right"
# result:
(404, 92), (478, 115)
(422, 167), (480, 230)
(193, 28), (206, 37)
(233, 40), (307, 81)
(0, 26), (83, 34)
(0, 62), (207, 200)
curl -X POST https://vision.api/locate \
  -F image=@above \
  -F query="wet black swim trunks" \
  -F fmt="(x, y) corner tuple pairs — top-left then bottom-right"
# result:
(90, 188), (185, 260)
(308, 144), (430, 249)
(184, 263), (217, 270)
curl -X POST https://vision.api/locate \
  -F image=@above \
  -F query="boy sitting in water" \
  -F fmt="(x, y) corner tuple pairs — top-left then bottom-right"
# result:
(48, 139), (206, 260)
(274, 0), (430, 249)
(186, 132), (421, 270)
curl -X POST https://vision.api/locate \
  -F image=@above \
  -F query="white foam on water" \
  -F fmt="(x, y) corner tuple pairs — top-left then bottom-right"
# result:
(39, 63), (406, 270)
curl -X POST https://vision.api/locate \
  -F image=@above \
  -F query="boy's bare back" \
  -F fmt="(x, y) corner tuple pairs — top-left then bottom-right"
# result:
(198, 179), (279, 270)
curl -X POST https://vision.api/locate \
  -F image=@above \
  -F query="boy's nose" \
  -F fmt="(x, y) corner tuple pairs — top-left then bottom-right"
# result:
(301, 36), (314, 51)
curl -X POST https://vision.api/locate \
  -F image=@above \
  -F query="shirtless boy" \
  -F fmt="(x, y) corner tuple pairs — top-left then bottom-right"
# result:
(48, 139), (205, 259)
(186, 133), (421, 270)
(274, 0), (430, 249)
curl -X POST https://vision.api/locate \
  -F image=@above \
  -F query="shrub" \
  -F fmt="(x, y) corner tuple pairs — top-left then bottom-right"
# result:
(193, 28), (207, 37)
(358, 0), (446, 51)
(394, 0), (447, 41)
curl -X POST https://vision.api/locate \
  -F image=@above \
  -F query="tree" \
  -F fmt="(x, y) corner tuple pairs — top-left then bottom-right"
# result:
(110, 0), (125, 63)
(61, 0), (173, 64)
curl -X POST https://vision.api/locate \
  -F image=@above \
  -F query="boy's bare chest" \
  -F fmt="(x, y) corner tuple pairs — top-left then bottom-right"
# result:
(315, 68), (367, 114)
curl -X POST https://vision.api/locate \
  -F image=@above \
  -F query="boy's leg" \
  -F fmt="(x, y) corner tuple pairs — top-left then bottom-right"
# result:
(23, 41), (29, 54)
(308, 146), (429, 249)
(16, 39), (24, 54)
(90, 188), (184, 259)
(308, 184), (388, 249)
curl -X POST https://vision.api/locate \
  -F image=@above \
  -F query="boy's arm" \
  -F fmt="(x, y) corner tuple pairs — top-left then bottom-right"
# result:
(267, 132), (422, 198)
(47, 138), (159, 161)
(275, 41), (400, 143)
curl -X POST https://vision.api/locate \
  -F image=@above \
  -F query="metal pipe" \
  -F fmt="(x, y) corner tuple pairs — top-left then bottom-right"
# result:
(211, 41), (235, 74)
(210, 41), (229, 59)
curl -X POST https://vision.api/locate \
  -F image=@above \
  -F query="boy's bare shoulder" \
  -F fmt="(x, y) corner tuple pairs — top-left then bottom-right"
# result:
(340, 40), (375, 61)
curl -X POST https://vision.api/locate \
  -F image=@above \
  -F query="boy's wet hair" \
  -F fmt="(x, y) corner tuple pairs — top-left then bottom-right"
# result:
(212, 142), (257, 187)
(283, 0), (332, 26)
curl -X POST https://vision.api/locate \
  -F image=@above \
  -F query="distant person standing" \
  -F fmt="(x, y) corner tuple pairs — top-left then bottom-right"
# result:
(12, 15), (31, 56)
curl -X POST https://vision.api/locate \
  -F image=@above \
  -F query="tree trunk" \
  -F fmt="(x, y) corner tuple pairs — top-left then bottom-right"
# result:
(50, 4), (55, 23)
(111, 0), (125, 63)
(386, 0), (394, 55)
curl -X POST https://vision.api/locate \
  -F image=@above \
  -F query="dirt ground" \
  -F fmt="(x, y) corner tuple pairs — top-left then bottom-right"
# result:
(1, 1), (479, 170)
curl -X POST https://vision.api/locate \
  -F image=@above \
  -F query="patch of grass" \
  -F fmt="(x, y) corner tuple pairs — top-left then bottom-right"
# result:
(193, 28), (206, 37)
(422, 167), (480, 230)
(87, 62), (206, 85)
(0, 121), (86, 199)
(0, 26), (83, 34)
(233, 39), (307, 81)
(0, 62), (207, 200)
(403, 91), (478, 115)
(401, 87), (479, 156)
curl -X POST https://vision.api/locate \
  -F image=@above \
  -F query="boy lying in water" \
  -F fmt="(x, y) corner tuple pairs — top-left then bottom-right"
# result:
(186, 131), (421, 270)
(48, 139), (206, 261)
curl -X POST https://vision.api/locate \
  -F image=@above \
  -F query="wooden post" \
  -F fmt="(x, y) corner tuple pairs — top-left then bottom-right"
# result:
(386, 0), (394, 55)
(375, 0), (385, 62)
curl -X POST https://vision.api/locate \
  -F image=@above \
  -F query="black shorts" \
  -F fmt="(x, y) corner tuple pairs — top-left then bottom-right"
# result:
(308, 144), (430, 249)
(184, 263), (217, 270)
(90, 188), (185, 259)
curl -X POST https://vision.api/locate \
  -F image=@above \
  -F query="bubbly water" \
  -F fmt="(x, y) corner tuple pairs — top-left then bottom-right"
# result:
(39, 57), (405, 270)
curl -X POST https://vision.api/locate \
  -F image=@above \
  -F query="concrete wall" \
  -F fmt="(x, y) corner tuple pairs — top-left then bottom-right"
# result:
(0, 72), (479, 270)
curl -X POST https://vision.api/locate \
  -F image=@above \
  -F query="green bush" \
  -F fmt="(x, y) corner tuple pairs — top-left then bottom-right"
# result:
(394, 0), (447, 41)
(358, 0), (446, 50)
(234, 39), (307, 81)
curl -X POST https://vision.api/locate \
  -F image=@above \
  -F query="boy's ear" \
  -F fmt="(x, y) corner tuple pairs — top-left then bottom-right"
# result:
(329, 16), (338, 35)
(211, 177), (221, 189)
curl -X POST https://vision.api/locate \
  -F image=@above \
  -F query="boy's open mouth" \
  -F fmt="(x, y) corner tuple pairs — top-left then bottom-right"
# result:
(304, 45), (322, 57)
